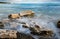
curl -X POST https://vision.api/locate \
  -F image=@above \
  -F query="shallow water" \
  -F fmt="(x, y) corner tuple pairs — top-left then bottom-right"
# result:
(0, 3), (60, 39)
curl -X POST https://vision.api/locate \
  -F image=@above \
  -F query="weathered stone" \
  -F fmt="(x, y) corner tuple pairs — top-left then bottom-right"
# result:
(39, 37), (54, 39)
(0, 22), (4, 29)
(29, 26), (40, 35)
(8, 14), (20, 19)
(31, 30), (54, 38)
(35, 25), (40, 29)
(0, 29), (34, 39)
(39, 30), (53, 37)
(31, 31), (40, 35)
(29, 26), (53, 37)
(57, 21), (60, 28)
(17, 32), (34, 39)
(22, 23), (29, 28)
(22, 24), (29, 28)
(0, 29), (17, 38)
(20, 10), (34, 17)
(30, 25), (40, 32)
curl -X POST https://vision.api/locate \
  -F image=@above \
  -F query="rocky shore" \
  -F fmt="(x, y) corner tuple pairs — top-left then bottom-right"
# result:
(0, 10), (59, 39)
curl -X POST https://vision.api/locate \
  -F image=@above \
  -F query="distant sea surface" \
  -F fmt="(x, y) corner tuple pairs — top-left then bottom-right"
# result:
(0, 3), (60, 19)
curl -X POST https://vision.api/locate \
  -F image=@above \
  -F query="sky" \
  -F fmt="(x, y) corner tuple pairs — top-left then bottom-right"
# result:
(0, 0), (60, 3)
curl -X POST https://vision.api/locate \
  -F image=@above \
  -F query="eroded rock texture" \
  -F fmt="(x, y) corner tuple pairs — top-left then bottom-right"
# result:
(0, 29), (17, 38)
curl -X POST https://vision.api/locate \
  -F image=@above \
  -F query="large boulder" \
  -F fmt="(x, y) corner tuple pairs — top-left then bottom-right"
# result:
(0, 29), (34, 39)
(57, 21), (60, 28)
(39, 30), (54, 37)
(0, 29), (17, 38)
(20, 10), (34, 17)
(29, 25), (54, 37)
(8, 14), (20, 20)
(29, 25), (41, 35)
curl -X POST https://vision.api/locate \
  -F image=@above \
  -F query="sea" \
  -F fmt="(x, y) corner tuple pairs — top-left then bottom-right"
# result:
(0, 3), (60, 39)
(0, 3), (60, 18)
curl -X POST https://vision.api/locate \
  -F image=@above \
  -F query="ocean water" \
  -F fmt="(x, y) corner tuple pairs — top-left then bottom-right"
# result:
(0, 3), (60, 39)
(0, 3), (60, 17)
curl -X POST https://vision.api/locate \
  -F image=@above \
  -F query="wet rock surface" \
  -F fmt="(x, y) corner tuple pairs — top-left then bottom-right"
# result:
(8, 14), (20, 20)
(17, 32), (34, 39)
(0, 29), (34, 39)
(29, 26), (40, 35)
(22, 24), (29, 28)
(20, 10), (34, 17)
(30, 26), (54, 37)
(57, 21), (60, 28)
(0, 21), (4, 29)
(0, 29), (17, 38)
(39, 30), (53, 37)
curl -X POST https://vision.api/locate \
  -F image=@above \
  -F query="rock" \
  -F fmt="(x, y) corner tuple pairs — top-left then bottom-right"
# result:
(29, 26), (54, 37)
(31, 31), (40, 35)
(0, 29), (17, 38)
(8, 14), (20, 20)
(39, 37), (54, 39)
(35, 25), (40, 29)
(30, 25), (40, 32)
(17, 32), (34, 39)
(0, 21), (4, 29)
(29, 26), (40, 35)
(20, 10), (34, 17)
(22, 25), (29, 28)
(57, 21), (60, 28)
(22, 24), (29, 28)
(0, 29), (34, 39)
(39, 30), (54, 37)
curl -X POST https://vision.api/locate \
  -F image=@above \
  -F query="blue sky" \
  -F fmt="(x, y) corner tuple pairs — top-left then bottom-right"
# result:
(0, 0), (60, 3)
